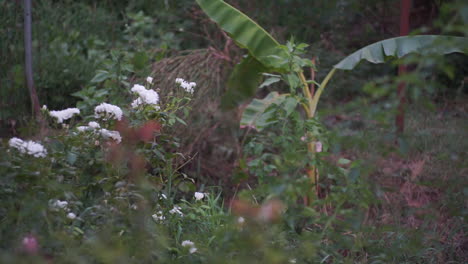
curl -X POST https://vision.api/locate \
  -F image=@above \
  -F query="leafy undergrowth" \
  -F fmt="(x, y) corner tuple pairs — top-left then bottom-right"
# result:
(1, 68), (467, 263)
(322, 96), (468, 262)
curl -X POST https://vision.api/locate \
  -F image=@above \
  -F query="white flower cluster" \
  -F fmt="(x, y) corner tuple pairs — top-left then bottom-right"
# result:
(181, 240), (197, 254)
(169, 205), (183, 217)
(48, 108), (80, 123)
(130, 84), (160, 109)
(152, 211), (165, 223)
(8, 137), (47, 158)
(175, 78), (196, 94)
(76, 121), (121, 144)
(94, 103), (123, 121)
(49, 199), (78, 220)
(146, 76), (153, 84)
(49, 199), (68, 211)
(99, 129), (122, 143)
(77, 121), (101, 132)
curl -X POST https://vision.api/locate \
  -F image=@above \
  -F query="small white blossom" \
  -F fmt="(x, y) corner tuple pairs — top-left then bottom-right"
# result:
(49, 108), (80, 123)
(67, 212), (76, 219)
(131, 84), (160, 106)
(94, 103), (123, 121)
(175, 78), (196, 94)
(88, 121), (100, 129)
(181, 240), (197, 254)
(237, 216), (245, 224)
(42, 105), (47, 110)
(8, 137), (47, 158)
(99, 129), (122, 143)
(49, 199), (68, 211)
(76, 126), (89, 132)
(315, 141), (323, 153)
(131, 98), (143, 109)
(146, 76), (153, 84)
(169, 206), (183, 217)
(8, 137), (24, 149)
(194, 192), (205, 201)
(56, 200), (68, 209)
(152, 211), (165, 223)
(159, 193), (167, 200)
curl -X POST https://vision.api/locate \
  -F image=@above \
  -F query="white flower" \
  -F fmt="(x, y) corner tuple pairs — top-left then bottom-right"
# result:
(49, 199), (68, 211)
(99, 129), (122, 143)
(315, 141), (323, 153)
(56, 200), (68, 209)
(76, 126), (89, 132)
(42, 105), (48, 110)
(181, 240), (197, 254)
(237, 216), (245, 224)
(194, 192), (204, 201)
(146, 76), (153, 84)
(88, 121), (100, 129)
(152, 211), (165, 223)
(131, 98), (143, 109)
(94, 103), (123, 121)
(169, 206), (183, 217)
(67, 212), (76, 219)
(8, 137), (24, 149)
(175, 78), (196, 94)
(49, 108), (80, 123)
(131, 84), (159, 106)
(159, 193), (167, 200)
(9, 137), (47, 158)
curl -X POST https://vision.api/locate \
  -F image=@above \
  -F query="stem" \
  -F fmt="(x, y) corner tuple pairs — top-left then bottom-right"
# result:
(299, 71), (318, 203)
(299, 72), (313, 118)
(310, 68), (336, 117)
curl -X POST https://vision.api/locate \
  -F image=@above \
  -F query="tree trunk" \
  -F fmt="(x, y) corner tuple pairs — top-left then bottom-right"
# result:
(23, 0), (41, 119)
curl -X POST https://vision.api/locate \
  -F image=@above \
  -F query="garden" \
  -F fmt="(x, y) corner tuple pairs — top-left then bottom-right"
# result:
(0, 0), (467, 263)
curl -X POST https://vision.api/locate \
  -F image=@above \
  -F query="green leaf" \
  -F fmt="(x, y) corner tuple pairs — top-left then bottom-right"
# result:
(334, 35), (468, 70)
(259, 77), (281, 88)
(90, 70), (109, 83)
(240, 92), (287, 131)
(195, 0), (284, 68)
(221, 56), (267, 109)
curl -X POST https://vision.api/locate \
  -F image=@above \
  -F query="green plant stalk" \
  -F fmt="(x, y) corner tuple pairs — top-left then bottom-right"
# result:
(299, 71), (318, 202)
(310, 68), (336, 117)
(299, 68), (337, 203)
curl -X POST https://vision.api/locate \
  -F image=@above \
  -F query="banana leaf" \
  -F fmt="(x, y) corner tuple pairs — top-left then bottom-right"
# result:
(334, 35), (467, 70)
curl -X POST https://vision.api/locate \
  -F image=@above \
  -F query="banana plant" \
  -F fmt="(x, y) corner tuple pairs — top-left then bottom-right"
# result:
(196, 0), (468, 199)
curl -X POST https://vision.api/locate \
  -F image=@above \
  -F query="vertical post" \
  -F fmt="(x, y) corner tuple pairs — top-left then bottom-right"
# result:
(24, 0), (41, 118)
(396, 0), (411, 134)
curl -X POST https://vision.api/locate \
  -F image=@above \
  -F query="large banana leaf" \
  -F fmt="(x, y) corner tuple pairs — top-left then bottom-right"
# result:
(196, 0), (283, 67)
(334, 35), (467, 70)
(221, 56), (267, 109)
(240, 92), (287, 131)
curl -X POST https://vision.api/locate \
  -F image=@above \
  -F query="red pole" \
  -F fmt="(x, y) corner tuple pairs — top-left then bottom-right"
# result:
(396, 0), (411, 134)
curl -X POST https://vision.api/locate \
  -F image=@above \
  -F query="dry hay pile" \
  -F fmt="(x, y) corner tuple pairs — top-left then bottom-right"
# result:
(149, 48), (240, 186)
